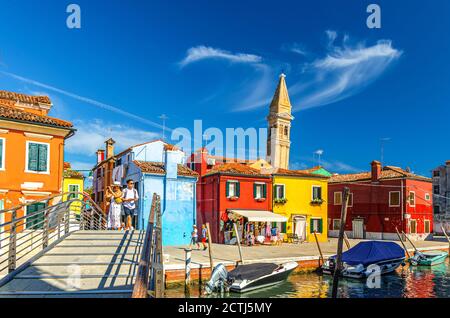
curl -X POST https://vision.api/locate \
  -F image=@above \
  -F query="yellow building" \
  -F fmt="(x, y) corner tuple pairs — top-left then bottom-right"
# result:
(63, 162), (84, 218)
(272, 169), (329, 243)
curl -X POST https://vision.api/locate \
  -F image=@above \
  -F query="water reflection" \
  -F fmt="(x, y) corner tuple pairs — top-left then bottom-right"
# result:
(166, 259), (450, 298)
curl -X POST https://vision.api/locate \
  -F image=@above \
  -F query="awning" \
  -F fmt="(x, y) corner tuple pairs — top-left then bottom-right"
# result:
(228, 210), (288, 222)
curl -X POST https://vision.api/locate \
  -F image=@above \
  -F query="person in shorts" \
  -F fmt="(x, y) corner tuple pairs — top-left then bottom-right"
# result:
(122, 179), (139, 231)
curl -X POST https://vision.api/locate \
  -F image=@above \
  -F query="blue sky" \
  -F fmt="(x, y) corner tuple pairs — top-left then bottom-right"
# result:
(0, 0), (449, 178)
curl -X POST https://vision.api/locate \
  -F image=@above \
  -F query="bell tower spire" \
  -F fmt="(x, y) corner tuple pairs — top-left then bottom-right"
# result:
(266, 73), (294, 169)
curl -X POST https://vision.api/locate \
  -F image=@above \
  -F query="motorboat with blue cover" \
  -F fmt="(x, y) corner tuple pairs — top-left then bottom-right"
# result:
(322, 241), (406, 279)
(205, 262), (298, 294)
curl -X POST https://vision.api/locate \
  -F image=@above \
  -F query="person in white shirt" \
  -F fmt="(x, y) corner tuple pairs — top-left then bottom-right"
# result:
(122, 179), (139, 231)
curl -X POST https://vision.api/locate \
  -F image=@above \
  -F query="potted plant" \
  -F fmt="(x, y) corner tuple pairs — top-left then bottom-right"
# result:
(228, 196), (239, 201)
(311, 198), (324, 205)
(274, 198), (288, 204)
(255, 197), (266, 202)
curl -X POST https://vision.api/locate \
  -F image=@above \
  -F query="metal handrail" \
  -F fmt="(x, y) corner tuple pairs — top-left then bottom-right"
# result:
(132, 193), (159, 298)
(0, 192), (106, 275)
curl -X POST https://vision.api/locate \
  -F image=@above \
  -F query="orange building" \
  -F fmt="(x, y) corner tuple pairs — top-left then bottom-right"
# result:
(0, 90), (74, 230)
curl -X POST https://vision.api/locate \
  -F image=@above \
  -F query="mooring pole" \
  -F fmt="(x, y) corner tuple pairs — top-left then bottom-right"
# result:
(440, 224), (450, 255)
(205, 222), (214, 276)
(185, 248), (192, 288)
(402, 230), (418, 252)
(331, 187), (350, 299)
(343, 232), (351, 250)
(395, 227), (411, 259)
(233, 222), (244, 265)
(313, 231), (324, 267)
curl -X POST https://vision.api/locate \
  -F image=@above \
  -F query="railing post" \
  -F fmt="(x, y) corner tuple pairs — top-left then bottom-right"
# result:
(8, 209), (17, 273)
(65, 208), (70, 235)
(43, 211), (49, 249)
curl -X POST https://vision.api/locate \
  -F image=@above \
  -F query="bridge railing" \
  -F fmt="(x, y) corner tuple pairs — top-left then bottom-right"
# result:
(0, 192), (106, 276)
(132, 193), (164, 298)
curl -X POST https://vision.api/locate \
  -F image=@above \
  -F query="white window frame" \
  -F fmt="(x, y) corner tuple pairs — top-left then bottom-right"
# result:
(424, 219), (431, 233)
(389, 191), (401, 207)
(334, 192), (342, 205)
(227, 180), (239, 198)
(0, 137), (5, 171)
(311, 185), (322, 201)
(25, 141), (50, 174)
(333, 219), (341, 231)
(311, 217), (323, 233)
(348, 193), (354, 207)
(254, 182), (265, 199)
(274, 183), (285, 200)
(409, 219), (417, 234)
(425, 193), (430, 201)
(409, 191), (416, 207)
(68, 184), (80, 200)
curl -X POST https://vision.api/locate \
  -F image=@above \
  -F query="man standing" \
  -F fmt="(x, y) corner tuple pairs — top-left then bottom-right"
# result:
(122, 179), (139, 231)
(189, 225), (200, 250)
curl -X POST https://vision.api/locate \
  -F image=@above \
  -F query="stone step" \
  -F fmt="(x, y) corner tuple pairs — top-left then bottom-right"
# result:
(46, 245), (143, 255)
(34, 253), (140, 265)
(17, 263), (139, 277)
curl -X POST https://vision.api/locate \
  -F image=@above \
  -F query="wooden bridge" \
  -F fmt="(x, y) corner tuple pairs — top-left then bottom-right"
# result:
(0, 192), (163, 298)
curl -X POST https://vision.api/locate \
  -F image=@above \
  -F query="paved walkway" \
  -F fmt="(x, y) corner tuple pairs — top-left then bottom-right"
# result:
(163, 238), (449, 270)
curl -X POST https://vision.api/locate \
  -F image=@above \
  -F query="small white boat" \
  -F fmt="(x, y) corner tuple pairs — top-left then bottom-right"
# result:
(205, 262), (298, 294)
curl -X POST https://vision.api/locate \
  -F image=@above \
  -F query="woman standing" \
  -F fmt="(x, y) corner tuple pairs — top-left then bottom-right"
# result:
(106, 181), (123, 230)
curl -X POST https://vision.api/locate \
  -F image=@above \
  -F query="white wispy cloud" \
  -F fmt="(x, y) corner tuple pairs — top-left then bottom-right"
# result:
(232, 31), (402, 112)
(0, 70), (167, 131)
(281, 42), (308, 56)
(295, 37), (402, 111)
(179, 45), (262, 67)
(292, 157), (362, 174)
(66, 119), (160, 156)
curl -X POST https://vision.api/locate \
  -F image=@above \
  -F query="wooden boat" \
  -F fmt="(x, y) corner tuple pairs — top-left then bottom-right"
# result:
(322, 241), (406, 279)
(409, 250), (448, 266)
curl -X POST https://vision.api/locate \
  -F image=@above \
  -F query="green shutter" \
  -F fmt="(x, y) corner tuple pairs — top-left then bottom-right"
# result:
(38, 144), (48, 172)
(310, 218), (314, 233)
(263, 184), (267, 198)
(281, 185), (285, 199)
(319, 219), (323, 233)
(253, 183), (256, 199)
(236, 182), (240, 198)
(226, 181), (229, 197)
(28, 143), (39, 171)
(281, 222), (286, 233)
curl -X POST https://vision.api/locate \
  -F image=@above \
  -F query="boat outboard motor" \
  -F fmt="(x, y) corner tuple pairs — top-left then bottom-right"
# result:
(204, 263), (229, 294)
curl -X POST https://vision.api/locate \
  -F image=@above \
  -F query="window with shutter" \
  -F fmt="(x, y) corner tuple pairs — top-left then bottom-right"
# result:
(26, 203), (46, 229)
(27, 142), (49, 173)
(68, 184), (80, 200)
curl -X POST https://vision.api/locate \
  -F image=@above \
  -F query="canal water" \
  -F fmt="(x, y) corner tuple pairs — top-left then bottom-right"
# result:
(166, 259), (450, 298)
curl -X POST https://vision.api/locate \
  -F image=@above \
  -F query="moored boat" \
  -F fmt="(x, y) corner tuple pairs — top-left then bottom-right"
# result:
(322, 241), (406, 279)
(205, 262), (298, 294)
(409, 250), (448, 266)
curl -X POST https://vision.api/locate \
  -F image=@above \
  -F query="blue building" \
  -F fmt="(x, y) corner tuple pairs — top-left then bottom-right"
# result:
(112, 140), (198, 246)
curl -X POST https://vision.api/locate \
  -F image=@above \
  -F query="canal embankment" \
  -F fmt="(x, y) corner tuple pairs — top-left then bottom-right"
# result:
(163, 238), (450, 284)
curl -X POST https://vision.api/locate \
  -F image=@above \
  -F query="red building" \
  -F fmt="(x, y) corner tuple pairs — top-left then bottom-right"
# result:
(190, 149), (272, 243)
(328, 161), (433, 241)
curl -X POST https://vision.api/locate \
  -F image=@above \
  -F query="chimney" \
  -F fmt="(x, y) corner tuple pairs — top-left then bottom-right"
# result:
(96, 149), (105, 164)
(164, 145), (179, 180)
(371, 160), (381, 182)
(105, 138), (115, 159)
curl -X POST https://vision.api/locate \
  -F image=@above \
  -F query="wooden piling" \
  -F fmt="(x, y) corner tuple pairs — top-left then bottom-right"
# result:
(395, 227), (411, 259)
(205, 223), (214, 275)
(440, 224), (450, 255)
(343, 232), (351, 250)
(233, 222), (244, 265)
(402, 230), (418, 252)
(185, 249), (192, 288)
(331, 187), (350, 299)
(313, 231), (324, 267)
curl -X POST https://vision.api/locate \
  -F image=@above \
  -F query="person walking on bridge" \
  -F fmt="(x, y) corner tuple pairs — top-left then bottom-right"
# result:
(106, 181), (123, 230)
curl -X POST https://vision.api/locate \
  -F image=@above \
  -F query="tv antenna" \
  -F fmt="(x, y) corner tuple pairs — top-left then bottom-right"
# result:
(158, 114), (169, 140)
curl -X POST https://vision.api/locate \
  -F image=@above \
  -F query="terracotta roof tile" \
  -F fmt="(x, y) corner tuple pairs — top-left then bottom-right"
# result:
(329, 166), (431, 183)
(272, 168), (329, 178)
(204, 163), (268, 177)
(0, 103), (73, 128)
(133, 160), (198, 177)
(0, 90), (51, 105)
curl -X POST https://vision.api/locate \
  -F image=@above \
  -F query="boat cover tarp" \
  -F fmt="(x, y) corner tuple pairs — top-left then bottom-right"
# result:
(338, 241), (405, 266)
(228, 263), (279, 281)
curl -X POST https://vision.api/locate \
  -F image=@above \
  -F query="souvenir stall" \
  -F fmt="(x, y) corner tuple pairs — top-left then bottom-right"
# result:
(223, 210), (287, 245)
